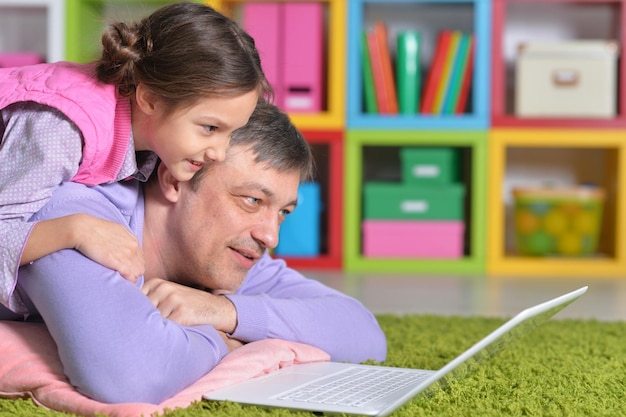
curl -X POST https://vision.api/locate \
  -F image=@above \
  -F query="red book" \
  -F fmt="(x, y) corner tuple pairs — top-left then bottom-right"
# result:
(420, 31), (452, 114)
(367, 22), (398, 114)
(455, 34), (475, 114)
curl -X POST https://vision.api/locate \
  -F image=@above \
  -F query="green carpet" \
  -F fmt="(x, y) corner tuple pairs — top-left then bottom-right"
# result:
(1, 314), (624, 417)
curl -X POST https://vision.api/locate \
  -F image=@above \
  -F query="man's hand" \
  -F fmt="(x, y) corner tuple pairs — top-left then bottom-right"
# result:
(218, 331), (245, 352)
(141, 278), (237, 333)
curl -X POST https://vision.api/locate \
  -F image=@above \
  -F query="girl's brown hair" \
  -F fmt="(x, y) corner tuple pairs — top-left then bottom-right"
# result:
(94, 1), (271, 111)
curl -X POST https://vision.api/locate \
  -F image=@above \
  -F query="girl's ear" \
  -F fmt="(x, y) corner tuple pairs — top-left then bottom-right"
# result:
(157, 163), (181, 203)
(135, 83), (158, 115)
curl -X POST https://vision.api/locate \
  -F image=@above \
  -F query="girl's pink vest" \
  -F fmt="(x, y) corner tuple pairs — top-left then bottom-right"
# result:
(0, 61), (132, 185)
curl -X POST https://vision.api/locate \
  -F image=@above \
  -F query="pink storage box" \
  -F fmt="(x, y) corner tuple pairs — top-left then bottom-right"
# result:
(362, 220), (464, 258)
(0, 52), (43, 68)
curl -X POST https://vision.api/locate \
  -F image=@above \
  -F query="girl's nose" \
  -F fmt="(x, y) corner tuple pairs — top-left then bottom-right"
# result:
(205, 142), (227, 162)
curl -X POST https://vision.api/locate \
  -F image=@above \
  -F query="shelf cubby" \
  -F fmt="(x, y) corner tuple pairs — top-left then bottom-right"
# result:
(491, 0), (626, 128)
(344, 130), (487, 274)
(275, 130), (344, 270)
(0, 0), (64, 63)
(65, 0), (205, 63)
(487, 128), (626, 276)
(208, 0), (346, 130)
(346, 0), (492, 130)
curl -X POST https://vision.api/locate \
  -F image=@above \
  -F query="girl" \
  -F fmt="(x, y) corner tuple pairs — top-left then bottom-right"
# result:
(0, 1), (271, 314)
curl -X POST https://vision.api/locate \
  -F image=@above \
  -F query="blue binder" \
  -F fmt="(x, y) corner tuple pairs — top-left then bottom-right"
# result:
(275, 182), (321, 257)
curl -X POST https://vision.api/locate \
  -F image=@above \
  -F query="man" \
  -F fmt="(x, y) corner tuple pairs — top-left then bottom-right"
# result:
(5, 102), (387, 404)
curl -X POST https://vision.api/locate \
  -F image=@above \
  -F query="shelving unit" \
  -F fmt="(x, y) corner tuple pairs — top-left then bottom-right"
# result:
(0, 0), (64, 63)
(4, 0), (626, 277)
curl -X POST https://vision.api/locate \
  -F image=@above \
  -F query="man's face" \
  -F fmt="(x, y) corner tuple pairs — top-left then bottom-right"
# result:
(164, 145), (300, 292)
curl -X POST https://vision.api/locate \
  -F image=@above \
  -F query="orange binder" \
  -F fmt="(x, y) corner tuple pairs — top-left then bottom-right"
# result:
(367, 22), (398, 114)
(420, 31), (452, 114)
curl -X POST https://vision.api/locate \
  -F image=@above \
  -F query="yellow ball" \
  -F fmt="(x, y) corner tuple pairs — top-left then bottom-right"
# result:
(572, 210), (597, 235)
(543, 209), (568, 236)
(557, 233), (582, 256)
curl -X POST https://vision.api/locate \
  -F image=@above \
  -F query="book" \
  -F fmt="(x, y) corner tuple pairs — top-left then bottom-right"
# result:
(443, 32), (471, 114)
(361, 30), (378, 114)
(367, 21), (398, 114)
(396, 30), (421, 114)
(420, 30), (452, 114)
(455, 34), (475, 114)
(433, 31), (461, 114)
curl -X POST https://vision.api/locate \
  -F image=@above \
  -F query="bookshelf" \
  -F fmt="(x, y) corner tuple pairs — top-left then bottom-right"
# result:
(4, 0), (626, 277)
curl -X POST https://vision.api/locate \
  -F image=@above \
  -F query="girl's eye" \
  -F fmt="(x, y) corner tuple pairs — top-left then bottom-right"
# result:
(204, 125), (217, 133)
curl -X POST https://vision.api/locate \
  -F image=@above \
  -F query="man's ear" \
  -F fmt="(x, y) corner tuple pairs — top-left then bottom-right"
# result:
(135, 83), (158, 115)
(157, 163), (182, 203)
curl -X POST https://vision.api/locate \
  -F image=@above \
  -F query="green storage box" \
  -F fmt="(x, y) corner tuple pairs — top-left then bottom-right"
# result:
(363, 182), (466, 220)
(400, 147), (459, 184)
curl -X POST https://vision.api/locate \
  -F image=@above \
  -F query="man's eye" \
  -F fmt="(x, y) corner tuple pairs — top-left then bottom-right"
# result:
(280, 209), (292, 217)
(246, 197), (260, 205)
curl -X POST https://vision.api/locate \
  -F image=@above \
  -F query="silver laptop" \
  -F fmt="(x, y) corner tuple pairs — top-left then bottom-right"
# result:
(204, 286), (587, 416)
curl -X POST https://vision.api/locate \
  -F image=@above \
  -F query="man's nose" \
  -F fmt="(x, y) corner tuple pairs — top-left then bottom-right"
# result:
(252, 216), (280, 250)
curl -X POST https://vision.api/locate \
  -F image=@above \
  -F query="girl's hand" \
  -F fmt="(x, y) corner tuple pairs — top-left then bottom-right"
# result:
(23, 214), (144, 282)
(71, 214), (145, 282)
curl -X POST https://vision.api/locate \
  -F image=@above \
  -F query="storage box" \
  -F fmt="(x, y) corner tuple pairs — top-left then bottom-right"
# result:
(0, 52), (43, 68)
(400, 147), (459, 184)
(275, 182), (321, 257)
(515, 41), (618, 118)
(362, 220), (464, 258)
(363, 182), (465, 220)
(513, 186), (605, 256)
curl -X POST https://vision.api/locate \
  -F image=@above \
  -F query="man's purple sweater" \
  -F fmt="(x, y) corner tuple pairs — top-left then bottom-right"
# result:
(3, 179), (386, 404)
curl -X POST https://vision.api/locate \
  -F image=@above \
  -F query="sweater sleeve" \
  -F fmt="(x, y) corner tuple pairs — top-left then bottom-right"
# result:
(226, 254), (387, 364)
(16, 182), (229, 404)
(0, 103), (83, 314)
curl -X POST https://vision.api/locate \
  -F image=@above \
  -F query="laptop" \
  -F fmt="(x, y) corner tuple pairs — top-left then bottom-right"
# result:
(204, 286), (588, 417)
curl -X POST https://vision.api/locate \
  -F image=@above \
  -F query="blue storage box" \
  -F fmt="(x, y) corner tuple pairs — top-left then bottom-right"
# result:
(275, 182), (321, 257)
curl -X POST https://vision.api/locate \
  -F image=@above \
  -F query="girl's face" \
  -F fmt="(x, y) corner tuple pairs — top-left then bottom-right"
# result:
(134, 89), (259, 182)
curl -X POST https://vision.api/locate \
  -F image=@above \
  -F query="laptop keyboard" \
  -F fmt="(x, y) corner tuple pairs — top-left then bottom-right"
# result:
(275, 367), (431, 407)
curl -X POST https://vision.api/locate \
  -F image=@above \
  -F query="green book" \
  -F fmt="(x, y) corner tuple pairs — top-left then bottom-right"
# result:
(396, 30), (421, 114)
(361, 30), (378, 114)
